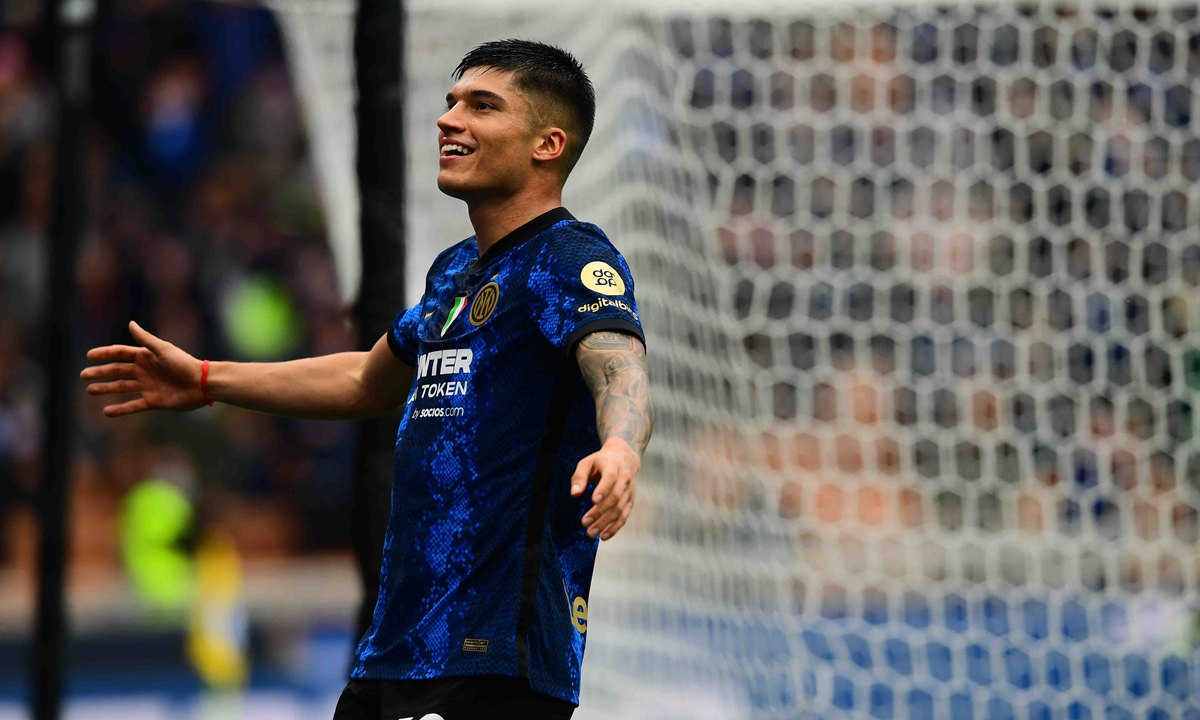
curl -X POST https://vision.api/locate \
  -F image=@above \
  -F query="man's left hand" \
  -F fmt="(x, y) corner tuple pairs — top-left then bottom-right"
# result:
(571, 437), (639, 540)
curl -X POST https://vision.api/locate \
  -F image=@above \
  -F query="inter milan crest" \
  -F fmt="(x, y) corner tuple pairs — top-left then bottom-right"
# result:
(470, 282), (500, 326)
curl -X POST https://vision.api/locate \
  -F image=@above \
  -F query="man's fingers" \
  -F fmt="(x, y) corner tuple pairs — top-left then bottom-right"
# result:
(128, 321), (167, 352)
(588, 481), (635, 538)
(577, 443), (640, 537)
(594, 472), (629, 509)
(590, 462), (621, 504)
(81, 363), (136, 381)
(584, 488), (623, 524)
(600, 505), (634, 541)
(87, 380), (142, 396)
(570, 456), (596, 497)
(588, 505), (623, 539)
(103, 398), (150, 417)
(582, 473), (630, 527)
(598, 498), (636, 541)
(85, 345), (142, 363)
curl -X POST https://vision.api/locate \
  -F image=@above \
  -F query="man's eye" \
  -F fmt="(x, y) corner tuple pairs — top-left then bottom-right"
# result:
(477, 103), (492, 110)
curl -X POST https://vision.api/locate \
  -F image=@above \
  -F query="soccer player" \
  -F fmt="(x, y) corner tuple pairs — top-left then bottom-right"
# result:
(81, 40), (653, 718)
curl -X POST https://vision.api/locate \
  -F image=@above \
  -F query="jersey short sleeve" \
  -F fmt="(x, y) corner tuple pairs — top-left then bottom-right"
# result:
(528, 223), (644, 354)
(387, 303), (422, 366)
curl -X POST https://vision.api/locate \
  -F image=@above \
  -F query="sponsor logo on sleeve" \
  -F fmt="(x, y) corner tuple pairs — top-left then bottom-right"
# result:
(469, 282), (500, 326)
(577, 296), (639, 321)
(581, 261), (626, 296)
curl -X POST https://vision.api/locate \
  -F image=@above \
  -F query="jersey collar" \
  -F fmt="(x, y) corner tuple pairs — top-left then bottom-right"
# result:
(472, 206), (575, 269)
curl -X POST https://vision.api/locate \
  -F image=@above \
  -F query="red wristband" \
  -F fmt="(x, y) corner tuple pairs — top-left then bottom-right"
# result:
(201, 359), (214, 407)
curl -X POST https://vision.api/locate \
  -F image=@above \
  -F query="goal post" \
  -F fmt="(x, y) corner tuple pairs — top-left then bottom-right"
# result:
(249, 1), (1200, 717)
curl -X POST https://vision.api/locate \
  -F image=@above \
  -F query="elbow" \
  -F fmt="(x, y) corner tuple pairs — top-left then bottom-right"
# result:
(348, 362), (379, 418)
(350, 360), (411, 419)
(352, 383), (396, 419)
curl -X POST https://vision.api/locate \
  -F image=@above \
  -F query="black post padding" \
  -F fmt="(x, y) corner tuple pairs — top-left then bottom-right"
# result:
(350, 0), (406, 652)
(34, 0), (96, 716)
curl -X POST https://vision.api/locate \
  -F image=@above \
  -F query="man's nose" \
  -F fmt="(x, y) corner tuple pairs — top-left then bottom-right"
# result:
(437, 104), (466, 134)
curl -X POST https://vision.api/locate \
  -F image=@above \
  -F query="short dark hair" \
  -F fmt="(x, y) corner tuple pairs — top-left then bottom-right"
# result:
(454, 39), (596, 178)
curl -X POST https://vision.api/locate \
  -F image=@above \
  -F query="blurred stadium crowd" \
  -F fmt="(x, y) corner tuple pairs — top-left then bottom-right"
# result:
(0, 0), (360, 618)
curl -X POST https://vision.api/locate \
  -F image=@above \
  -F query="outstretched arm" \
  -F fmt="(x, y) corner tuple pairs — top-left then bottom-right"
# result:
(571, 330), (654, 540)
(81, 321), (413, 420)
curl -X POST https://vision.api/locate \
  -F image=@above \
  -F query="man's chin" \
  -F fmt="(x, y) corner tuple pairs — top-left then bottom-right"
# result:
(436, 173), (475, 201)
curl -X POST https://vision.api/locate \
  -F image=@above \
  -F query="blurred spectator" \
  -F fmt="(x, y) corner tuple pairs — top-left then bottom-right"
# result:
(0, 0), (359, 591)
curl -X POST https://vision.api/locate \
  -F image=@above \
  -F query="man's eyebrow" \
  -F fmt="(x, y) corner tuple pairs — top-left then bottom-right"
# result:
(446, 89), (508, 106)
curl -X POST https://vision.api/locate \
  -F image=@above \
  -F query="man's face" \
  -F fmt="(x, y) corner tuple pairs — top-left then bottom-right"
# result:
(436, 68), (539, 202)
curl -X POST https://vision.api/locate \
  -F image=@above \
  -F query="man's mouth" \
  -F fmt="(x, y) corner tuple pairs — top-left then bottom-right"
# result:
(440, 143), (475, 157)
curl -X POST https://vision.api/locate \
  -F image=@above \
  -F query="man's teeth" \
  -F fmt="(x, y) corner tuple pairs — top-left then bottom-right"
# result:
(441, 144), (473, 156)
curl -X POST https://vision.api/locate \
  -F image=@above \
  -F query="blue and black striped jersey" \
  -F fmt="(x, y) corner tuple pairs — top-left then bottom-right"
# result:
(352, 207), (643, 705)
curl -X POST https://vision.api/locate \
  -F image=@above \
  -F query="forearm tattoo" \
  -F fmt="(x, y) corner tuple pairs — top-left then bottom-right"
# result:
(576, 331), (655, 455)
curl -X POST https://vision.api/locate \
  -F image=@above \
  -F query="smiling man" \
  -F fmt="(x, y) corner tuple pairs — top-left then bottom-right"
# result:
(81, 40), (652, 718)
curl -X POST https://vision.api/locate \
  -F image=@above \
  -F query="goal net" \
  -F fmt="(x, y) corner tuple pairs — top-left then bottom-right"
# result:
(263, 1), (1200, 717)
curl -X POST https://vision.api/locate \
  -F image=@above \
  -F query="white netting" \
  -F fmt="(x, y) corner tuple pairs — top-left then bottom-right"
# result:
(263, 2), (1200, 718)
(267, 0), (361, 305)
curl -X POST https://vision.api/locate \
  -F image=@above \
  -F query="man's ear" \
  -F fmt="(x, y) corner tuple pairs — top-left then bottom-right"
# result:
(532, 127), (568, 164)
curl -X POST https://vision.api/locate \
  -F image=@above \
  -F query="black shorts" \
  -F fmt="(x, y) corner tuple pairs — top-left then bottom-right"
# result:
(332, 676), (576, 720)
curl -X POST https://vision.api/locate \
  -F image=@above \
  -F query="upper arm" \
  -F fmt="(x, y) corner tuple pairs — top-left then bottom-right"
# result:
(575, 330), (648, 398)
(361, 333), (414, 414)
(575, 329), (654, 454)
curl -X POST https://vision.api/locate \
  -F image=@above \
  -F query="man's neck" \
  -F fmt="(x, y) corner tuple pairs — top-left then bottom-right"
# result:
(468, 191), (563, 256)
